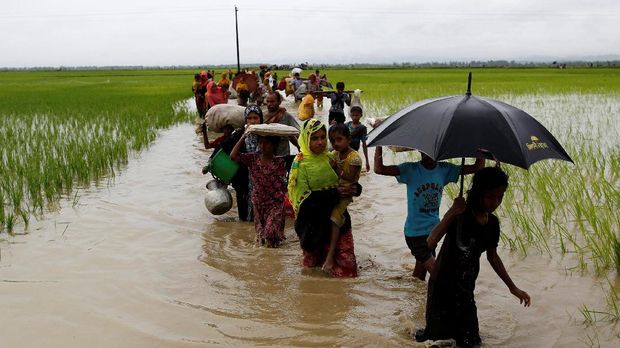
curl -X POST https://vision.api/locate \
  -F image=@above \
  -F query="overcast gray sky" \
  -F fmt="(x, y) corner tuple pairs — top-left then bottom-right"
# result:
(2, 0), (619, 67)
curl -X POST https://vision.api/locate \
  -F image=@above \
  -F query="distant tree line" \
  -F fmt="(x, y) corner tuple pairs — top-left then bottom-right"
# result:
(1, 60), (618, 72)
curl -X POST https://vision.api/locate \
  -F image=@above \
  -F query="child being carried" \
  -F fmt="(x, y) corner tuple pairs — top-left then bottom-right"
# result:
(323, 124), (362, 271)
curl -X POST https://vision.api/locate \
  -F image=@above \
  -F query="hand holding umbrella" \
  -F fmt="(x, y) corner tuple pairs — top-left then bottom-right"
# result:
(367, 72), (573, 195)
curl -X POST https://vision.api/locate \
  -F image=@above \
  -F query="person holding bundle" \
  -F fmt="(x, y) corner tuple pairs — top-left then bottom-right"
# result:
(344, 105), (370, 172)
(204, 105), (263, 222)
(324, 82), (351, 125)
(230, 130), (290, 247)
(264, 92), (300, 156)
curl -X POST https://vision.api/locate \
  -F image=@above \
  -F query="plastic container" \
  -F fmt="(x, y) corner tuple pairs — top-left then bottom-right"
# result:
(208, 149), (239, 184)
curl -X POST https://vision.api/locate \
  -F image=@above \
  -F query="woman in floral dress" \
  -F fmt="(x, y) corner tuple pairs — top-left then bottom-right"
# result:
(231, 131), (290, 247)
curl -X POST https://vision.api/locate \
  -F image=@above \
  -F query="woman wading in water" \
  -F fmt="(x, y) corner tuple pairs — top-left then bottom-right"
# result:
(288, 119), (358, 277)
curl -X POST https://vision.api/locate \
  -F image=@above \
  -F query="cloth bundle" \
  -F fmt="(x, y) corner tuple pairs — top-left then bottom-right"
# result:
(350, 89), (363, 109)
(297, 93), (315, 121)
(205, 104), (246, 132)
(246, 123), (300, 137)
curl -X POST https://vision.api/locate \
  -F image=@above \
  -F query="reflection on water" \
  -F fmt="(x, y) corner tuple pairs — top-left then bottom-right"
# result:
(0, 94), (618, 347)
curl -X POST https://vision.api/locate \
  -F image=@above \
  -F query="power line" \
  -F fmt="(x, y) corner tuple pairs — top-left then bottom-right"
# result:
(0, 8), (231, 19)
(2, 7), (619, 19)
(242, 7), (620, 18)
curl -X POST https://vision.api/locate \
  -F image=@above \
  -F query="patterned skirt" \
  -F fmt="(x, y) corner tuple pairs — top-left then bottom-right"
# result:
(253, 200), (285, 246)
(302, 229), (358, 277)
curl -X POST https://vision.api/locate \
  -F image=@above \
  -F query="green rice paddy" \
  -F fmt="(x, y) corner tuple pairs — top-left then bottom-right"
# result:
(0, 70), (193, 231)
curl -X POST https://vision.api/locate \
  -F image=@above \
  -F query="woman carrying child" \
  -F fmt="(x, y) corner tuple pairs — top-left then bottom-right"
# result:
(230, 128), (289, 247)
(416, 166), (531, 348)
(288, 119), (358, 277)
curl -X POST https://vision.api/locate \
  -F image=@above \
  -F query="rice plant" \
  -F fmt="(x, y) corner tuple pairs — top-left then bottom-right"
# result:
(0, 70), (194, 232)
(613, 236), (620, 275)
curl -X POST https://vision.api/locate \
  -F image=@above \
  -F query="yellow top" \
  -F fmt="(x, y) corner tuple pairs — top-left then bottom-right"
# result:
(332, 149), (362, 188)
(218, 77), (230, 86)
(236, 81), (248, 92)
(297, 94), (315, 121)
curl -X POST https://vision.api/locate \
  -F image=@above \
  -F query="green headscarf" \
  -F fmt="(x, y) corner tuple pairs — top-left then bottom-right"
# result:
(288, 119), (339, 214)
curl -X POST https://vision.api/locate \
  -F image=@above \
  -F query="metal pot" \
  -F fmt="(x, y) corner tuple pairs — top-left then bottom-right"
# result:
(206, 179), (227, 190)
(204, 180), (233, 215)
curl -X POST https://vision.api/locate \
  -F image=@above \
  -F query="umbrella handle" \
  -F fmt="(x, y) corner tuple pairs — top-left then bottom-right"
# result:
(459, 157), (465, 197)
(456, 214), (474, 253)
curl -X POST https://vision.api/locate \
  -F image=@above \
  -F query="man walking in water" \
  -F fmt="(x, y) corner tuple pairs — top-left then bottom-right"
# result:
(374, 147), (484, 281)
(264, 92), (300, 156)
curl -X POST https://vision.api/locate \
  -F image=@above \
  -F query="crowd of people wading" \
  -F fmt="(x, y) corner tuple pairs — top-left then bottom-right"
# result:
(192, 65), (531, 348)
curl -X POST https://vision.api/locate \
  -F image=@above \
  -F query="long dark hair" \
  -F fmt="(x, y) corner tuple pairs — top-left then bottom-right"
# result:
(258, 135), (279, 147)
(466, 167), (509, 212)
(328, 123), (350, 138)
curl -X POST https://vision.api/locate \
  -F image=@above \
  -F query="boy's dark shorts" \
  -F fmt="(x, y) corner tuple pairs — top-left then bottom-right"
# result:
(405, 235), (436, 263)
(328, 111), (345, 124)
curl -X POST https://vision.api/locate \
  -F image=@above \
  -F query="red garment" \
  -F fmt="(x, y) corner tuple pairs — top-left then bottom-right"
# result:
(277, 79), (287, 91)
(302, 229), (358, 277)
(283, 194), (295, 218)
(237, 153), (288, 245)
(206, 134), (226, 149)
(206, 82), (227, 108)
(264, 107), (287, 124)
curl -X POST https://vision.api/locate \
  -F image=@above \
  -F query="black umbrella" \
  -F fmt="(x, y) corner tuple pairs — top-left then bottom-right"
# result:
(367, 73), (573, 170)
(367, 73), (573, 195)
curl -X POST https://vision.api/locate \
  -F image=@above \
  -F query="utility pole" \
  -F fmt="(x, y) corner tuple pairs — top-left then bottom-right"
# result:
(235, 6), (240, 73)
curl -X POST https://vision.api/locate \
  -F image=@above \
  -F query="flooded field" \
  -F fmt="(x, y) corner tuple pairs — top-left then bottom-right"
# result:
(1, 92), (619, 347)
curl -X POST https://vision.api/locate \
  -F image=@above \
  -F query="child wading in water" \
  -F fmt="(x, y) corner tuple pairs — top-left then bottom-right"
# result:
(231, 132), (289, 247)
(345, 105), (370, 172)
(416, 166), (531, 347)
(374, 147), (484, 281)
(323, 124), (362, 271)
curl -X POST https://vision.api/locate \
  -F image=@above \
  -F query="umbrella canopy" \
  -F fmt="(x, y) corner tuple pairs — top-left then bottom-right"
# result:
(367, 75), (573, 169)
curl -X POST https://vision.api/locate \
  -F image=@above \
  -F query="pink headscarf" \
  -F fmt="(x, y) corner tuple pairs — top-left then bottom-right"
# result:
(207, 81), (217, 93)
(206, 81), (226, 106)
(309, 74), (319, 86)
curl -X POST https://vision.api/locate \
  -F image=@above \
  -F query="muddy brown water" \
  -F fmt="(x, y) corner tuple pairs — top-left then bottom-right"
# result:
(1, 97), (618, 347)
